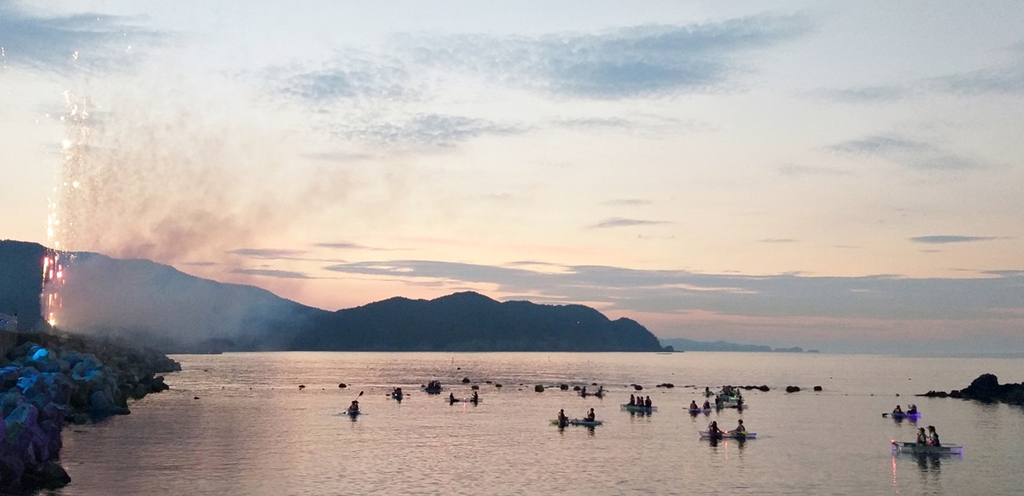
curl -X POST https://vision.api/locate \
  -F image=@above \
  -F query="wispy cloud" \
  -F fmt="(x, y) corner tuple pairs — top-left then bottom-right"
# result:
(322, 259), (1024, 320)
(589, 217), (669, 229)
(931, 45), (1024, 95)
(0, 0), (162, 73)
(269, 55), (415, 104)
(778, 164), (850, 177)
(330, 113), (524, 147)
(400, 15), (811, 98)
(603, 199), (653, 207)
(829, 133), (989, 172)
(759, 238), (798, 243)
(910, 235), (997, 244)
(807, 85), (911, 103)
(228, 248), (308, 259)
(230, 268), (313, 279)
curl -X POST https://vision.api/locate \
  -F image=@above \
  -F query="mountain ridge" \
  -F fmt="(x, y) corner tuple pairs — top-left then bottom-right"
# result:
(1, 240), (666, 353)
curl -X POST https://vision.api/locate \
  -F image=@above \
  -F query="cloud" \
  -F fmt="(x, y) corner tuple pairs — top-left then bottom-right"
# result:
(910, 235), (997, 244)
(321, 259), (1024, 321)
(829, 134), (929, 155)
(778, 164), (850, 176)
(330, 113), (524, 147)
(807, 85), (911, 103)
(270, 55), (415, 104)
(400, 15), (811, 98)
(0, 0), (161, 73)
(228, 248), (308, 259)
(759, 238), (797, 243)
(932, 61), (1024, 95)
(603, 199), (653, 206)
(829, 133), (988, 172)
(230, 268), (313, 279)
(589, 217), (669, 229)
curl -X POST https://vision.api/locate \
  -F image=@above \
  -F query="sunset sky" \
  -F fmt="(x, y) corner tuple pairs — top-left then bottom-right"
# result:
(2, 1), (1022, 353)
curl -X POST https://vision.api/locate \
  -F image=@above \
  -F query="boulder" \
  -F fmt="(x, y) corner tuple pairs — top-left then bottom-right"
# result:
(534, 385), (544, 392)
(813, 386), (823, 391)
(785, 386), (800, 393)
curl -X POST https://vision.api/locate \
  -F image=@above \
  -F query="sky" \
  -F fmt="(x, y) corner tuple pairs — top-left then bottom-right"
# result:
(1, 1), (1023, 354)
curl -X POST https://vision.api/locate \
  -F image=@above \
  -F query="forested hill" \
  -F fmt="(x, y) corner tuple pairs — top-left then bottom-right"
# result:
(291, 291), (667, 352)
(2, 240), (666, 352)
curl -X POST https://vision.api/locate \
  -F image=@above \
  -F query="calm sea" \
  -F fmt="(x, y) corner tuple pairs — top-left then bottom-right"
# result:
(55, 352), (1024, 495)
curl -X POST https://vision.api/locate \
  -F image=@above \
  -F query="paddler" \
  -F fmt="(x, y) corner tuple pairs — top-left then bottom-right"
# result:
(916, 427), (927, 444)
(927, 426), (941, 446)
(629, 394), (636, 406)
(557, 409), (568, 427)
(689, 400), (700, 410)
(893, 405), (903, 415)
(586, 408), (596, 422)
(734, 419), (746, 435)
(348, 400), (359, 413)
(708, 421), (723, 440)
(702, 399), (711, 410)
(449, 392), (457, 403)
(471, 391), (479, 403)
(644, 396), (652, 408)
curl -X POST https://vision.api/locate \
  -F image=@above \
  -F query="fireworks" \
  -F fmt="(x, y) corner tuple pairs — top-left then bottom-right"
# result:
(42, 91), (91, 329)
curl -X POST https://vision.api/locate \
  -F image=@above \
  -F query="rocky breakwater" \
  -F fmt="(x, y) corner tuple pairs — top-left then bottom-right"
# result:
(918, 373), (1024, 405)
(1, 331), (180, 493)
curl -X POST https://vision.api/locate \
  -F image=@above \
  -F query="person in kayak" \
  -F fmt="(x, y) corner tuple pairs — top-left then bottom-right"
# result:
(449, 392), (457, 403)
(734, 419), (746, 435)
(714, 396), (724, 409)
(644, 396), (652, 408)
(348, 400), (359, 413)
(907, 404), (918, 414)
(893, 405), (903, 415)
(702, 399), (711, 410)
(586, 408), (596, 422)
(629, 394), (636, 406)
(471, 391), (479, 403)
(927, 426), (940, 446)
(916, 428), (927, 444)
(708, 421), (723, 439)
(705, 386), (712, 397)
(689, 400), (700, 410)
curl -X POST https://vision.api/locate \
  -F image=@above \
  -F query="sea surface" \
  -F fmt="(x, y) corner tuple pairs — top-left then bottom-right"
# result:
(55, 352), (1024, 495)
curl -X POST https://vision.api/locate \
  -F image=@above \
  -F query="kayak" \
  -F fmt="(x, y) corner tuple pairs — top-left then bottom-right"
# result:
(621, 404), (657, 412)
(888, 412), (921, 420)
(423, 387), (443, 394)
(688, 408), (711, 414)
(699, 430), (756, 439)
(391, 393), (403, 401)
(891, 441), (962, 455)
(447, 397), (482, 404)
(345, 409), (361, 416)
(551, 419), (603, 426)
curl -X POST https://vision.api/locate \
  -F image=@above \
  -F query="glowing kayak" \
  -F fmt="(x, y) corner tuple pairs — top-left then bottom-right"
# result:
(621, 404), (657, 412)
(888, 412), (921, 420)
(688, 408), (711, 414)
(551, 419), (603, 426)
(891, 441), (962, 455)
(699, 430), (756, 439)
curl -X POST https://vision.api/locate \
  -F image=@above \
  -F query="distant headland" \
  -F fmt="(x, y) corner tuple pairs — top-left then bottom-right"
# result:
(659, 337), (819, 353)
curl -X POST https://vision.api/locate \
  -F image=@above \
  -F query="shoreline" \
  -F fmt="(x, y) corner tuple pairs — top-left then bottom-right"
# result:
(0, 331), (179, 493)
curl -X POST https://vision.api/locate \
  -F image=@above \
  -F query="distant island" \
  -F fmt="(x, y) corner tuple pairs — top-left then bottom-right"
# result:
(1, 240), (667, 353)
(659, 337), (818, 353)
